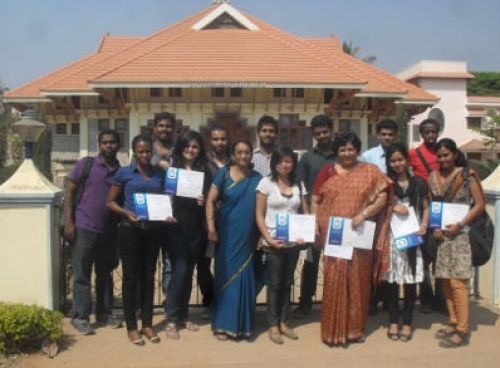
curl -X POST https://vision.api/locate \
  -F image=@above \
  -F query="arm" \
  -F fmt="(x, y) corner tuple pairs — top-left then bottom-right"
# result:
(255, 192), (285, 249)
(63, 179), (78, 242)
(352, 191), (388, 228)
(418, 196), (430, 235)
(206, 185), (220, 245)
(106, 185), (137, 223)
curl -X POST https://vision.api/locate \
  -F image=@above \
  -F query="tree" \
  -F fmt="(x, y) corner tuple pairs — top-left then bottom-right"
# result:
(467, 72), (500, 97)
(476, 109), (500, 147)
(342, 40), (377, 64)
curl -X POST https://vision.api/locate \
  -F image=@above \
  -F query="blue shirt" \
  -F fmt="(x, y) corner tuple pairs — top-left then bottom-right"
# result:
(360, 145), (387, 173)
(112, 162), (164, 213)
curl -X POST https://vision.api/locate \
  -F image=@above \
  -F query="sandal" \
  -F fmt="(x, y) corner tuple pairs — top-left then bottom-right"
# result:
(438, 331), (469, 348)
(127, 330), (145, 346)
(141, 327), (160, 343)
(435, 324), (457, 339)
(180, 320), (199, 332)
(399, 325), (413, 342)
(280, 325), (298, 340)
(268, 327), (284, 345)
(214, 332), (228, 341)
(165, 323), (179, 340)
(387, 324), (399, 341)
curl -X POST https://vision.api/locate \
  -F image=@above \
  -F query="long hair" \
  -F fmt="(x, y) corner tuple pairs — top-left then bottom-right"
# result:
(385, 142), (410, 182)
(435, 138), (467, 168)
(270, 147), (299, 185)
(172, 130), (207, 170)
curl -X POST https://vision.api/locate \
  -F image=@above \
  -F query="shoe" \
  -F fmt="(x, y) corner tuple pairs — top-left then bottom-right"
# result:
(399, 325), (413, 342)
(97, 315), (123, 329)
(387, 324), (399, 341)
(71, 319), (95, 335)
(127, 330), (145, 346)
(141, 327), (160, 343)
(200, 306), (211, 321)
(347, 334), (366, 344)
(214, 332), (228, 341)
(438, 331), (469, 348)
(293, 304), (312, 319)
(280, 327), (299, 340)
(165, 323), (179, 340)
(268, 327), (284, 345)
(435, 325), (457, 339)
(179, 320), (199, 332)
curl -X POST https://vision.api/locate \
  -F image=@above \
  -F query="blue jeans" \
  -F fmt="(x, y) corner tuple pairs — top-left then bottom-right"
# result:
(72, 228), (117, 321)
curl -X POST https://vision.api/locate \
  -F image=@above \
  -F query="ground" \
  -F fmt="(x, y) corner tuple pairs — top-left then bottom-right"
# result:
(11, 301), (500, 368)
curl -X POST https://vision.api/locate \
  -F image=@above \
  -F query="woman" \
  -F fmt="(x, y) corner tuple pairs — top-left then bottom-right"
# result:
(206, 140), (262, 340)
(255, 147), (309, 344)
(165, 131), (212, 339)
(313, 132), (391, 346)
(429, 138), (485, 348)
(384, 143), (429, 342)
(107, 134), (172, 345)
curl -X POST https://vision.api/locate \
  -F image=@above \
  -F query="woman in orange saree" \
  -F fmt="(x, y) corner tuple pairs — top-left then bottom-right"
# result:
(312, 132), (391, 346)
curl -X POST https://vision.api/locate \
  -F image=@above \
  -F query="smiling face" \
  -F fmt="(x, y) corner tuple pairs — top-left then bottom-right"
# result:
(388, 150), (408, 175)
(377, 128), (396, 147)
(133, 140), (152, 166)
(337, 141), (359, 168)
(231, 142), (252, 168)
(275, 154), (294, 178)
(258, 123), (277, 147)
(210, 129), (228, 155)
(437, 146), (457, 171)
(182, 138), (201, 163)
(312, 125), (332, 146)
(153, 118), (174, 142)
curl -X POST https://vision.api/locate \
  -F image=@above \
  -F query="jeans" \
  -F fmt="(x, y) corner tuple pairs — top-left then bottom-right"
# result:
(166, 230), (206, 323)
(117, 223), (162, 331)
(72, 228), (117, 322)
(196, 255), (214, 307)
(266, 249), (300, 326)
(297, 246), (321, 307)
(386, 283), (417, 326)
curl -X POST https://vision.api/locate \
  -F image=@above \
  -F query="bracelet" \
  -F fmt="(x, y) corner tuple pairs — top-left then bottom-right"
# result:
(361, 209), (368, 218)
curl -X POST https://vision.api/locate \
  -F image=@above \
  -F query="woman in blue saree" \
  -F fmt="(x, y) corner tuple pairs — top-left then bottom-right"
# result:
(206, 140), (262, 340)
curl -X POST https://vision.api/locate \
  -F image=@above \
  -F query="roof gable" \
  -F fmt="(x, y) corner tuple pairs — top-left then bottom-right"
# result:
(192, 2), (259, 31)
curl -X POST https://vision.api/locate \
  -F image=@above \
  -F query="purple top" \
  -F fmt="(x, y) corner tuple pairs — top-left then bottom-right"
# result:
(68, 155), (120, 233)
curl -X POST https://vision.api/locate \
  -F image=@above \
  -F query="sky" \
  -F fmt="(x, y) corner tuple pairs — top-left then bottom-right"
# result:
(1, 0), (499, 90)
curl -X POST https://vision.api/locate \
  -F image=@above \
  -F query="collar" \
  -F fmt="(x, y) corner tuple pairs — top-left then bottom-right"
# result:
(97, 154), (119, 169)
(130, 161), (152, 173)
(207, 151), (229, 165)
(254, 147), (273, 157)
(312, 142), (336, 158)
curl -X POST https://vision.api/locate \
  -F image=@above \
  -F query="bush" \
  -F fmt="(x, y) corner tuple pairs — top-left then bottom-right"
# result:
(0, 303), (63, 354)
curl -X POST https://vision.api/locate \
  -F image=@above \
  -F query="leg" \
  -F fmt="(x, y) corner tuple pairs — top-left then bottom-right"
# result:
(450, 279), (470, 335)
(442, 278), (457, 327)
(279, 250), (299, 325)
(94, 231), (115, 320)
(420, 258), (434, 312)
(265, 251), (285, 344)
(139, 227), (161, 329)
(161, 230), (172, 314)
(386, 283), (400, 340)
(196, 255), (214, 307)
(295, 246), (320, 317)
(402, 284), (417, 327)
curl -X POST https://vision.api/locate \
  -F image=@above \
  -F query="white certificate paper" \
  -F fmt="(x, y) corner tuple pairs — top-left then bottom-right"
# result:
(323, 217), (376, 260)
(391, 206), (420, 238)
(165, 168), (205, 199)
(289, 215), (316, 243)
(429, 202), (469, 229)
(133, 193), (172, 221)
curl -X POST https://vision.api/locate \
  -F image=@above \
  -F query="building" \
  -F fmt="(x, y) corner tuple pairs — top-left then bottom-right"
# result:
(4, 1), (437, 185)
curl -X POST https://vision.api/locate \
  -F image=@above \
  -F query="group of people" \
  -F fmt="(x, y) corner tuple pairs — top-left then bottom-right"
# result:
(64, 112), (486, 349)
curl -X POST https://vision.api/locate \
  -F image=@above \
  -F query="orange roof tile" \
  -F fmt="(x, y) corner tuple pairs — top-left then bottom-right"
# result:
(468, 96), (500, 104)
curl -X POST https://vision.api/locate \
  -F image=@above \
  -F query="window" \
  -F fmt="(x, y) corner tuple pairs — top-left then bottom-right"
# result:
(467, 152), (481, 161)
(71, 96), (81, 109)
(212, 88), (225, 98)
(278, 114), (311, 150)
(229, 88), (242, 98)
(338, 119), (360, 137)
(98, 95), (107, 104)
(273, 88), (286, 98)
(168, 88), (182, 98)
(98, 119), (110, 131)
(115, 88), (128, 102)
(55, 123), (67, 135)
(323, 88), (333, 104)
(70, 123), (80, 135)
(115, 119), (128, 131)
(150, 88), (162, 97)
(467, 117), (482, 130)
(292, 88), (304, 99)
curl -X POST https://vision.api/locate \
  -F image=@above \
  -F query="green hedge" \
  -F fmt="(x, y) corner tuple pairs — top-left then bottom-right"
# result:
(0, 303), (63, 354)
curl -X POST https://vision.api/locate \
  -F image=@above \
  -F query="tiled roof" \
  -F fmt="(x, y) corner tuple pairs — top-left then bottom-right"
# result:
(460, 139), (500, 153)
(468, 96), (500, 105)
(5, 3), (437, 103)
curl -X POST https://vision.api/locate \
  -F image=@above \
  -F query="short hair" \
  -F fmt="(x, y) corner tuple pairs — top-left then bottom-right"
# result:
(98, 129), (120, 145)
(376, 119), (398, 133)
(209, 124), (227, 136)
(310, 114), (333, 131)
(131, 134), (153, 152)
(333, 131), (361, 154)
(172, 130), (207, 170)
(419, 118), (440, 134)
(257, 115), (278, 132)
(154, 112), (176, 126)
(270, 147), (298, 185)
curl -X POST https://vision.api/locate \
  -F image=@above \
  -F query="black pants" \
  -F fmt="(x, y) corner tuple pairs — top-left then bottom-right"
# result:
(196, 255), (214, 307)
(420, 258), (446, 309)
(118, 224), (162, 331)
(386, 283), (417, 326)
(266, 249), (300, 326)
(297, 246), (321, 307)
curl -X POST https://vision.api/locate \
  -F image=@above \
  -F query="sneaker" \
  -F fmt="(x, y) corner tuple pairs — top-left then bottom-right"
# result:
(97, 315), (123, 329)
(293, 304), (312, 319)
(71, 319), (95, 335)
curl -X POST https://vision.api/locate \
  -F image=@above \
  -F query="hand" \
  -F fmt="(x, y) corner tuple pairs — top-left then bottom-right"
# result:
(296, 238), (305, 246)
(416, 223), (427, 236)
(433, 229), (444, 242)
(165, 216), (177, 224)
(445, 223), (462, 237)
(208, 228), (218, 245)
(196, 195), (205, 207)
(158, 160), (170, 170)
(63, 222), (76, 243)
(351, 214), (364, 228)
(268, 239), (286, 250)
(394, 204), (409, 216)
(126, 211), (138, 223)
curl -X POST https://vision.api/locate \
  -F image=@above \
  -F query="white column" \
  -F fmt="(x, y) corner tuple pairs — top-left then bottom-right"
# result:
(79, 116), (89, 157)
(128, 108), (140, 157)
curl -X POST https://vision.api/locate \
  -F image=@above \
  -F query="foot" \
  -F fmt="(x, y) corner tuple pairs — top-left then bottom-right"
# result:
(280, 324), (298, 340)
(127, 330), (145, 346)
(141, 327), (160, 343)
(435, 324), (457, 339)
(399, 325), (413, 342)
(97, 315), (123, 329)
(179, 320), (199, 332)
(347, 334), (366, 344)
(387, 324), (399, 341)
(293, 304), (312, 319)
(165, 322), (179, 340)
(438, 331), (469, 348)
(268, 326), (284, 345)
(214, 332), (228, 341)
(71, 319), (95, 335)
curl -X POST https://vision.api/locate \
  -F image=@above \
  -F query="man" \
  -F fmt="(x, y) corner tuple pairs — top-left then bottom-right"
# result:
(294, 114), (336, 318)
(198, 125), (230, 319)
(252, 115), (278, 176)
(360, 119), (398, 173)
(64, 129), (122, 335)
(408, 118), (445, 313)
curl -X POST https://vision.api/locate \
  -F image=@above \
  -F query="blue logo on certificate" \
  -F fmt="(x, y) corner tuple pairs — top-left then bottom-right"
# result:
(133, 193), (149, 220)
(164, 168), (179, 195)
(275, 214), (289, 241)
(395, 233), (424, 251)
(328, 217), (344, 246)
(429, 202), (443, 229)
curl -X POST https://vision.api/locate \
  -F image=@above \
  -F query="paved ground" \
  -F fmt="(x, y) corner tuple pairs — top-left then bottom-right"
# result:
(13, 301), (500, 368)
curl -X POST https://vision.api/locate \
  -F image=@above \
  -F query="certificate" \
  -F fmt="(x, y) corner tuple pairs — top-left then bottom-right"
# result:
(323, 217), (376, 260)
(429, 202), (469, 230)
(275, 214), (316, 243)
(133, 193), (172, 221)
(164, 167), (204, 199)
(391, 206), (423, 250)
